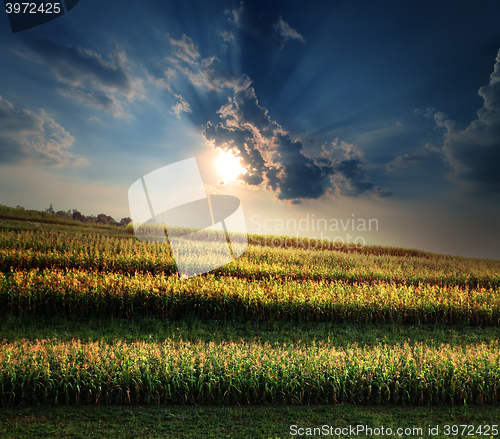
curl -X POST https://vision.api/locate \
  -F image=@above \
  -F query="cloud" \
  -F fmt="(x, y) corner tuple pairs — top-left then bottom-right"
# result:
(203, 182), (225, 195)
(219, 30), (236, 52)
(167, 34), (200, 64)
(153, 31), (378, 202)
(19, 37), (132, 93)
(172, 93), (192, 118)
(167, 34), (251, 91)
(427, 49), (500, 193)
(274, 17), (306, 43)
(144, 67), (176, 93)
(228, 2), (304, 47)
(386, 152), (429, 170)
(320, 140), (382, 197)
(219, 31), (236, 44)
(217, 85), (277, 136)
(203, 85), (383, 203)
(149, 31), (384, 202)
(16, 37), (142, 117)
(372, 187), (393, 197)
(203, 121), (267, 187)
(268, 133), (332, 200)
(0, 96), (86, 166)
(57, 87), (125, 118)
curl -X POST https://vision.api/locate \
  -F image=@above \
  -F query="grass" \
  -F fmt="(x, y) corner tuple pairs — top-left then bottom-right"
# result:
(1, 405), (500, 438)
(2, 314), (500, 348)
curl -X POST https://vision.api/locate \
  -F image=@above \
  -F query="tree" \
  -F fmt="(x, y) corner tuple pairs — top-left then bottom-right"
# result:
(119, 217), (132, 226)
(72, 210), (84, 222)
(97, 214), (118, 226)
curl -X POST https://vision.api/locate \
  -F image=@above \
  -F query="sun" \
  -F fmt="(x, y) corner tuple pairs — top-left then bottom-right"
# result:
(215, 150), (246, 183)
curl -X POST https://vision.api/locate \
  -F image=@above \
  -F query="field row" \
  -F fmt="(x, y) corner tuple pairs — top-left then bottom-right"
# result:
(1, 245), (498, 290)
(3, 230), (498, 271)
(1, 339), (498, 407)
(1, 269), (499, 325)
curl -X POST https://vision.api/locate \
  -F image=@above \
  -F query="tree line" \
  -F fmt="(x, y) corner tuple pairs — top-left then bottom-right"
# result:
(43, 204), (132, 227)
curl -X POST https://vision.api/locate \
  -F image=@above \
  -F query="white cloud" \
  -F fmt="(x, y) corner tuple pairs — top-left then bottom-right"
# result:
(172, 50), (251, 92)
(219, 30), (236, 44)
(0, 96), (86, 166)
(172, 93), (192, 118)
(168, 34), (200, 64)
(274, 17), (305, 43)
(57, 87), (125, 118)
(144, 67), (176, 93)
(16, 38), (144, 118)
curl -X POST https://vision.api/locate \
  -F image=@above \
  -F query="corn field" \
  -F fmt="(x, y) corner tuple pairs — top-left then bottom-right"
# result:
(1, 339), (499, 406)
(1, 269), (499, 324)
(0, 228), (499, 406)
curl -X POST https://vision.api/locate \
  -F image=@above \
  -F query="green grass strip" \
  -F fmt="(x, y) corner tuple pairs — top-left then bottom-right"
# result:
(2, 405), (500, 438)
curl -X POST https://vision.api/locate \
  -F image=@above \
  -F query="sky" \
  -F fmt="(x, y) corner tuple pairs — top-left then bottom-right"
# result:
(0, 0), (499, 259)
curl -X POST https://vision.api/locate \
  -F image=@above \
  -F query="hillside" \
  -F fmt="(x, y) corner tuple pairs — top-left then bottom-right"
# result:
(0, 207), (500, 437)
(0, 206), (499, 402)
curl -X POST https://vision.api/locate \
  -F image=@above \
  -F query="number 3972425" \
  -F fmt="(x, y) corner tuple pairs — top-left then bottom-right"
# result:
(5, 3), (62, 14)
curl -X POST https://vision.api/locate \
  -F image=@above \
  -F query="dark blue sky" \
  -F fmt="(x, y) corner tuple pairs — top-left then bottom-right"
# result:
(0, 0), (499, 258)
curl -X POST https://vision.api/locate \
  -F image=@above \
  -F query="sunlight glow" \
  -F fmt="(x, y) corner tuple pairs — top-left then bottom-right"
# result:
(215, 150), (246, 183)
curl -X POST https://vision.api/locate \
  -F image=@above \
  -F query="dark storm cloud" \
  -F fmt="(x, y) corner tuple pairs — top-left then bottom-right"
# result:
(266, 133), (332, 200)
(320, 141), (381, 198)
(0, 96), (85, 166)
(334, 158), (367, 180)
(218, 85), (276, 136)
(420, 49), (500, 194)
(203, 84), (383, 203)
(228, 1), (305, 46)
(204, 121), (267, 186)
(20, 37), (132, 93)
(162, 30), (382, 202)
